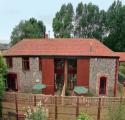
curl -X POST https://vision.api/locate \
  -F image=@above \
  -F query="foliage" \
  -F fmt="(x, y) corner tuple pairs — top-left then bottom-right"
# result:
(77, 112), (93, 120)
(53, 3), (74, 38)
(118, 72), (125, 84)
(53, 1), (125, 52)
(11, 18), (46, 45)
(0, 56), (7, 117)
(53, 2), (106, 40)
(75, 2), (106, 40)
(0, 56), (7, 78)
(118, 62), (125, 83)
(108, 101), (125, 120)
(65, 87), (70, 96)
(24, 101), (48, 120)
(117, 83), (124, 97)
(103, 0), (125, 51)
(85, 91), (94, 97)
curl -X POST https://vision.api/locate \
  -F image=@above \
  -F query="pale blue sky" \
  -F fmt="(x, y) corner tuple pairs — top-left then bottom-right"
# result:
(0, 0), (125, 43)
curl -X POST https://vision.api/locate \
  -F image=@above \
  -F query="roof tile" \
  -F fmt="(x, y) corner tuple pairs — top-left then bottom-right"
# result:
(4, 38), (118, 57)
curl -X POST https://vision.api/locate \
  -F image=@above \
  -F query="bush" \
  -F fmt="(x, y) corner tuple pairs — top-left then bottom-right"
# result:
(85, 91), (94, 97)
(24, 101), (48, 120)
(0, 56), (7, 117)
(108, 101), (125, 120)
(118, 83), (124, 96)
(118, 72), (125, 84)
(65, 87), (71, 96)
(77, 112), (93, 120)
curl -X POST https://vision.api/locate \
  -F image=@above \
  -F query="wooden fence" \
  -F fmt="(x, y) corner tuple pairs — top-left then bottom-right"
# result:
(2, 92), (125, 120)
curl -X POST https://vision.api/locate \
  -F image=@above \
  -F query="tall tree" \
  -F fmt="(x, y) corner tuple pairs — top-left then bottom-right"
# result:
(104, 0), (125, 51)
(74, 2), (106, 40)
(0, 56), (7, 118)
(53, 3), (74, 38)
(11, 18), (46, 45)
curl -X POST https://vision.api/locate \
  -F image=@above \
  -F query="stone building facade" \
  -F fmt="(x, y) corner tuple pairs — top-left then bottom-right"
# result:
(4, 38), (119, 96)
(6, 56), (118, 96)
(89, 58), (117, 96)
(8, 57), (41, 92)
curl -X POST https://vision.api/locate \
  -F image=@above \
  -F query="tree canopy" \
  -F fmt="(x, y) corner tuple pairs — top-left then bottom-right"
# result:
(74, 2), (107, 40)
(0, 56), (7, 117)
(104, 0), (125, 51)
(53, 3), (74, 38)
(11, 18), (46, 45)
(52, 0), (125, 52)
(53, 2), (106, 40)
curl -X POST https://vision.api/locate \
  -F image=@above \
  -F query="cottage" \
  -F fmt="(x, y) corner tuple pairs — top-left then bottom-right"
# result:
(4, 38), (119, 96)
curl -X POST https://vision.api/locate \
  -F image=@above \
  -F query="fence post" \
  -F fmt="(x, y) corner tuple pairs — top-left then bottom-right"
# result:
(15, 93), (18, 120)
(76, 97), (79, 118)
(34, 95), (36, 106)
(55, 96), (57, 120)
(97, 97), (101, 120)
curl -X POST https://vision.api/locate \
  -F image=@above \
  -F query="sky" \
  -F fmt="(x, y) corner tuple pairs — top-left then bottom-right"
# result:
(0, 0), (125, 43)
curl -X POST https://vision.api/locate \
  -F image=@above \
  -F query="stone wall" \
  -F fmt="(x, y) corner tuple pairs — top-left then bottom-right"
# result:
(89, 58), (116, 96)
(8, 57), (42, 92)
(8, 57), (117, 96)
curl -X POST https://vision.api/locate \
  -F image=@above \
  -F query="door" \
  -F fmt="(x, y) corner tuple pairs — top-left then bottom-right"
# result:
(54, 59), (64, 91)
(67, 59), (77, 90)
(42, 58), (54, 95)
(7, 73), (17, 91)
(77, 59), (89, 87)
(99, 77), (107, 95)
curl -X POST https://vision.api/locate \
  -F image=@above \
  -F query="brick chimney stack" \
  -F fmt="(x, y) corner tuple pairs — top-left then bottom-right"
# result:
(45, 34), (48, 38)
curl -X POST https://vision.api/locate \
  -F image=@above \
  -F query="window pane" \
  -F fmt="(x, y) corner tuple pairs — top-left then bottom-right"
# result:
(39, 58), (42, 71)
(22, 57), (30, 70)
(6, 57), (13, 68)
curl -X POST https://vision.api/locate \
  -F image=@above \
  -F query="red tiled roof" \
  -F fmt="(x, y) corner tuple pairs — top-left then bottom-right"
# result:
(4, 38), (118, 57)
(115, 52), (125, 62)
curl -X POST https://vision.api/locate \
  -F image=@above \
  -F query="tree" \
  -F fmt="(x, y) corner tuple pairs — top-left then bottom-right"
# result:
(74, 2), (106, 40)
(0, 56), (7, 118)
(53, 3), (74, 38)
(103, 0), (125, 51)
(52, 1), (125, 52)
(11, 18), (46, 45)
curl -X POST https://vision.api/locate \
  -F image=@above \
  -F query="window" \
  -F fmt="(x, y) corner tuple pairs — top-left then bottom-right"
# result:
(39, 58), (42, 71)
(6, 57), (13, 68)
(22, 57), (30, 70)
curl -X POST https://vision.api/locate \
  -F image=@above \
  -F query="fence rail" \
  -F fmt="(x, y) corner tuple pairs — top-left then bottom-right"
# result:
(2, 92), (125, 120)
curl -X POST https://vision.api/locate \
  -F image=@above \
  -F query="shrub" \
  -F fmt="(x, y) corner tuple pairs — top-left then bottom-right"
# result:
(65, 87), (71, 96)
(77, 112), (93, 120)
(108, 101), (125, 120)
(24, 101), (48, 120)
(0, 56), (7, 117)
(85, 91), (94, 97)
(118, 83), (124, 96)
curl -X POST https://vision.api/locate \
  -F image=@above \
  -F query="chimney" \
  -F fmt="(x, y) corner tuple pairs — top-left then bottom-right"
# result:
(44, 31), (50, 39)
(90, 42), (93, 52)
(45, 34), (48, 38)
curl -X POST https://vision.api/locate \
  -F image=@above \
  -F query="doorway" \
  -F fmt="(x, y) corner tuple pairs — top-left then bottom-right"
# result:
(54, 59), (64, 91)
(67, 59), (77, 90)
(6, 73), (17, 91)
(99, 77), (107, 95)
